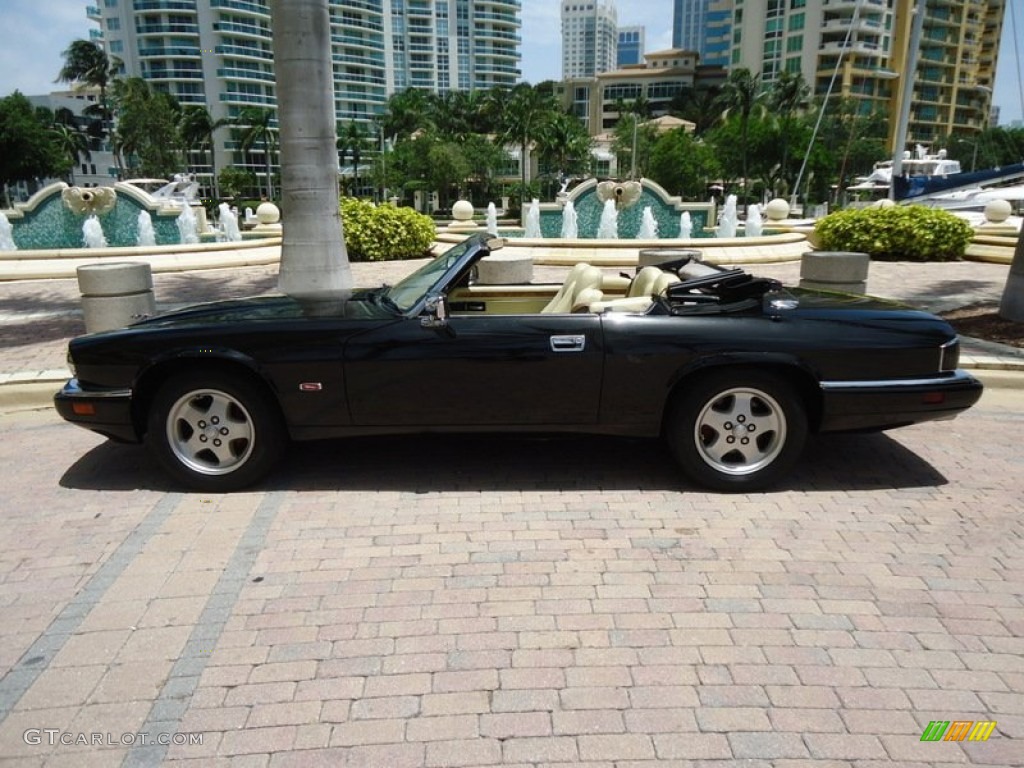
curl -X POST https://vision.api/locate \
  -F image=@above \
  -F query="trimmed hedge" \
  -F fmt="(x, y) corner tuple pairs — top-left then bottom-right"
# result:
(339, 197), (437, 261)
(815, 205), (974, 261)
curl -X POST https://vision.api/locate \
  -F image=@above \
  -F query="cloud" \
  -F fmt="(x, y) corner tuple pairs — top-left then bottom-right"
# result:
(0, 1), (92, 96)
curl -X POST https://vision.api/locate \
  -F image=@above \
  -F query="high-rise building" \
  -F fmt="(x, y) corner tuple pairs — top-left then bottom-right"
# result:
(562, 0), (619, 79)
(708, 0), (1003, 150)
(617, 26), (645, 68)
(673, 0), (711, 59)
(88, 0), (521, 193)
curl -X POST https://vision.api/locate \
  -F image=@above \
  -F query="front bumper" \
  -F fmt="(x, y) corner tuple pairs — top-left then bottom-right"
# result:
(818, 369), (984, 432)
(53, 378), (140, 443)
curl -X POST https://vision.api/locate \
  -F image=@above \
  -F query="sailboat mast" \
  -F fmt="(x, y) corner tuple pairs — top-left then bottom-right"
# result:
(889, 0), (928, 199)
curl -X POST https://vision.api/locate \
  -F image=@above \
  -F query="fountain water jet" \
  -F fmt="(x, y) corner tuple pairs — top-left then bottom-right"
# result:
(177, 205), (200, 244)
(597, 199), (619, 239)
(218, 203), (242, 242)
(82, 215), (108, 248)
(679, 211), (693, 239)
(523, 199), (542, 238)
(137, 210), (157, 247)
(0, 212), (15, 251)
(638, 206), (658, 239)
(745, 203), (763, 237)
(716, 195), (738, 238)
(486, 202), (499, 237)
(560, 200), (578, 239)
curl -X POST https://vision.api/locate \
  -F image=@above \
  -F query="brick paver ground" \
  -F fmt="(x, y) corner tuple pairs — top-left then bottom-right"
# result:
(0, 254), (1021, 766)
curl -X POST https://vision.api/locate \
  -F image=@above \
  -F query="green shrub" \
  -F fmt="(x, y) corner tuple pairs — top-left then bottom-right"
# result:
(814, 205), (974, 261)
(339, 197), (437, 261)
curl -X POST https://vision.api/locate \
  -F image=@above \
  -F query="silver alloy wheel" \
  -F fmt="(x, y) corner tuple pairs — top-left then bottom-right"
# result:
(165, 388), (256, 476)
(693, 385), (787, 476)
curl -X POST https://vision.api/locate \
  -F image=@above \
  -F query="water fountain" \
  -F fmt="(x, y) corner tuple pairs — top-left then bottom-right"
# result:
(136, 210), (157, 247)
(716, 195), (738, 238)
(177, 204), (200, 245)
(0, 212), (15, 251)
(82, 215), (108, 248)
(218, 203), (242, 242)
(638, 206), (659, 239)
(486, 202), (499, 237)
(596, 199), (619, 239)
(560, 200), (578, 239)
(679, 211), (693, 239)
(523, 199), (542, 239)
(745, 203), (763, 237)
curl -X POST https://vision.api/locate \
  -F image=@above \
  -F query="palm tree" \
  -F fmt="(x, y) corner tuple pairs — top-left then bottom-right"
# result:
(499, 83), (558, 196)
(766, 71), (810, 196)
(179, 106), (229, 199)
(336, 120), (370, 193)
(718, 68), (765, 196)
(381, 88), (433, 142)
(670, 85), (722, 136)
(270, 0), (351, 300)
(50, 122), (90, 181)
(235, 107), (277, 199)
(56, 39), (122, 174)
(535, 111), (593, 182)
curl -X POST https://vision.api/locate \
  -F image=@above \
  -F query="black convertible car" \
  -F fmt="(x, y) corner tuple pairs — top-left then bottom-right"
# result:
(56, 234), (982, 492)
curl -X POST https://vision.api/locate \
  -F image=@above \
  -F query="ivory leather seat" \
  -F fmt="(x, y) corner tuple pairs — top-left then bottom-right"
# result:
(590, 269), (680, 313)
(540, 264), (605, 313)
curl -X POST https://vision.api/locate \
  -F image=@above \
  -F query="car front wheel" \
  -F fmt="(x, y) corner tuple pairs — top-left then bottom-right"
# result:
(667, 370), (807, 492)
(147, 371), (286, 491)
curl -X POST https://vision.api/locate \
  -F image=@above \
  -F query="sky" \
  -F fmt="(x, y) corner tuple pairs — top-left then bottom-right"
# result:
(0, 0), (1021, 126)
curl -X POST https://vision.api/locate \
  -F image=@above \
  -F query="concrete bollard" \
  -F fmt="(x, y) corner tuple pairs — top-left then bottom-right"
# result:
(77, 262), (157, 333)
(799, 251), (870, 294)
(477, 252), (533, 284)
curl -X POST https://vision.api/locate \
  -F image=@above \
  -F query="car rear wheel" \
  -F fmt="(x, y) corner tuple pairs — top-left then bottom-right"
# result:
(147, 371), (285, 491)
(667, 370), (807, 492)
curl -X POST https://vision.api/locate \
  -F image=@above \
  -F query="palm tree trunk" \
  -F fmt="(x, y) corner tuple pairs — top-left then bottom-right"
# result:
(271, 0), (352, 301)
(998, 231), (1024, 322)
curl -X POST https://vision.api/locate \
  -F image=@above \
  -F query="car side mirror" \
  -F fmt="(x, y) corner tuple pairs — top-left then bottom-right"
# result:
(420, 294), (450, 330)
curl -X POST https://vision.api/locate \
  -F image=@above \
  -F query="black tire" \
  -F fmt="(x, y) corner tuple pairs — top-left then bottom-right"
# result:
(666, 369), (807, 492)
(147, 370), (286, 492)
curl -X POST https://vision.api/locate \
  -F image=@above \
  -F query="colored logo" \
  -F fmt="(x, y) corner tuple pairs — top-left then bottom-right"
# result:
(920, 720), (997, 742)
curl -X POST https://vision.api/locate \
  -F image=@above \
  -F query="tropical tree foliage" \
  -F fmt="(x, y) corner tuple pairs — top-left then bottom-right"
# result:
(234, 107), (277, 199)
(718, 68), (765, 198)
(0, 93), (70, 200)
(110, 77), (182, 177)
(646, 128), (722, 198)
(179, 105), (229, 197)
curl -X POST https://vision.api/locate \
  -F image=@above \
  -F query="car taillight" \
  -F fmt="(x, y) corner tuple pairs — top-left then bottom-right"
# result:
(939, 338), (959, 372)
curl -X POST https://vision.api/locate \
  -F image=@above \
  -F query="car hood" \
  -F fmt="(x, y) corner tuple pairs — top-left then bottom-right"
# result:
(131, 291), (396, 328)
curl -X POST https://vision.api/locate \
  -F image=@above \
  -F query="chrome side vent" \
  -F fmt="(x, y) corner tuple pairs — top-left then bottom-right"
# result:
(939, 338), (959, 372)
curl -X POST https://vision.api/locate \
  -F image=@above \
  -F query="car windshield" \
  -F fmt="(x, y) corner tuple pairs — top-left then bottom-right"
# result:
(383, 238), (475, 312)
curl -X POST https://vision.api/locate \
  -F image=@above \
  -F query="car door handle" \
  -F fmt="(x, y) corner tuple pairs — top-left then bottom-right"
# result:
(550, 335), (586, 353)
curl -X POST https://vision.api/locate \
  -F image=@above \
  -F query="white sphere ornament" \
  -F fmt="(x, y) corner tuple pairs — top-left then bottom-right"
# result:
(765, 198), (790, 221)
(256, 202), (280, 224)
(984, 199), (1012, 224)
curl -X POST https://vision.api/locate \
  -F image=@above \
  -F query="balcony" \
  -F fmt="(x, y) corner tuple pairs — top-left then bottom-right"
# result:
(209, 0), (268, 14)
(86, 6), (101, 20)
(217, 67), (275, 83)
(217, 44), (273, 61)
(136, 23), (200, 35)
(132, 0), (199, 10)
